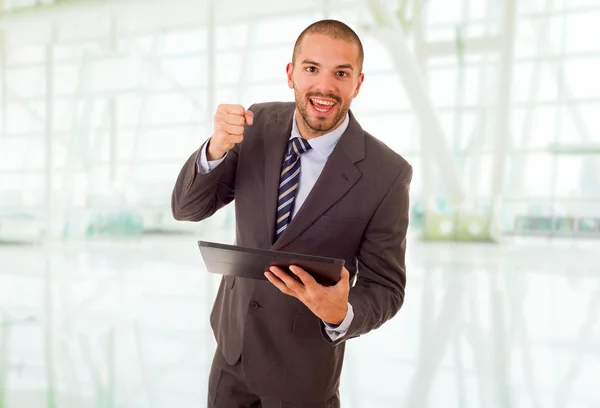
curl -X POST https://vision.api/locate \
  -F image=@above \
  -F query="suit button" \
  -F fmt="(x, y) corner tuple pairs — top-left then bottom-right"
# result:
(249, 301), (260, 310)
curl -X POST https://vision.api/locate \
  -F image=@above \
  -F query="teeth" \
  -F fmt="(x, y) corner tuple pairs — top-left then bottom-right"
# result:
(311, 98), (335, 106)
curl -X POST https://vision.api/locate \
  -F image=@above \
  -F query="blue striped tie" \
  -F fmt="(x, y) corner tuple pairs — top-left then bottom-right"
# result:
(275, 137), (312, 241)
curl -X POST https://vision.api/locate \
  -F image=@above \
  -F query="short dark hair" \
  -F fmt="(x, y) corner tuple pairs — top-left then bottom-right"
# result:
(292, 19), (364, 73)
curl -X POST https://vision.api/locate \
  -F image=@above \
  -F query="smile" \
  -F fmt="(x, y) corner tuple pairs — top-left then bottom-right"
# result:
(309, 97), (337, 113)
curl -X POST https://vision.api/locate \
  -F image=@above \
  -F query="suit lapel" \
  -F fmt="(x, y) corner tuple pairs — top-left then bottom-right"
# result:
(271, 110), (365, 250)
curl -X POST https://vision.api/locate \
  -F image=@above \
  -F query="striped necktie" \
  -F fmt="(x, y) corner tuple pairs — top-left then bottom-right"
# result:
(275, 137), (312, 241)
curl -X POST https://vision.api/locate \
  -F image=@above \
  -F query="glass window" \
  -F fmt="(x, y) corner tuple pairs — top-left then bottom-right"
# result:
(513, 62), (559, 103)
(250, 47), (291, 83)
(574, 103), (600, 142)
(88, 57), (141, 91)
(566, 11), (600, 53)
(358, 113), (418, 154)
(254, 15), (317, 47)
(351, 72), (409, 112)
(6, 66), (44, 98)
(144, 93), (196, 125)
(563, 57), (600, 99)
(520, 153), (554, 197)
(425, 0), (466, 26)
(163, 28), (207, 54)
(159, 56), (206, 89)
(6, 102), (44, 133)
(427, 67), (458, 107)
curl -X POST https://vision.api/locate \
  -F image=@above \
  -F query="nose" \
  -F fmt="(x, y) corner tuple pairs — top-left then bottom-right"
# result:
(314, 73), (336, 95)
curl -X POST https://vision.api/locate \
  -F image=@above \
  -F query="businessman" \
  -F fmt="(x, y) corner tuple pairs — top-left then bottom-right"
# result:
(172, 19), (412, 407)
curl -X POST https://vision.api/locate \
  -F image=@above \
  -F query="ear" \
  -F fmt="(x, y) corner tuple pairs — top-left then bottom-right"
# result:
(353, 73), (365, 98)
(286, 62), (294, 89)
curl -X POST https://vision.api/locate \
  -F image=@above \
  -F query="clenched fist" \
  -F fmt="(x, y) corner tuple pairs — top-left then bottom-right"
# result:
(207, 104), (254, 161)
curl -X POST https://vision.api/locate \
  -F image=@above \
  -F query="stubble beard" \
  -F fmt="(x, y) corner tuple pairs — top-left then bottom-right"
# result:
(294, 87), (350, 137)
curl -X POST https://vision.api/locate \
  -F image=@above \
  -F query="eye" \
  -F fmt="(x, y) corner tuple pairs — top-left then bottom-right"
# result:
(337, 71), (349, 77)
(305, 66), (317, 73)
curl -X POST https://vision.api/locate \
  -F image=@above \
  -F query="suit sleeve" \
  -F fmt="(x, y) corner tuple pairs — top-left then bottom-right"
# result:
(171, 139), (239, 222)
(321, 163), (413, 345)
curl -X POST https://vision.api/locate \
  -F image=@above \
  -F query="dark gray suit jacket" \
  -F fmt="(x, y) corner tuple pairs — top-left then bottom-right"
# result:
(172, 102), (412, 401)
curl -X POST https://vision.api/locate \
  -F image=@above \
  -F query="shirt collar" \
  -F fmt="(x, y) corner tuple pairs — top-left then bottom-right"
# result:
(290, 110), (349, 159)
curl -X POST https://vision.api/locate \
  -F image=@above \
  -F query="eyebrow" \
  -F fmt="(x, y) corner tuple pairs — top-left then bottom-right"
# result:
(301, 59), (354, 71)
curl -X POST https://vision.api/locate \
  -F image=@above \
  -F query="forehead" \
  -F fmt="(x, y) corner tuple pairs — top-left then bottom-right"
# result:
(296, 33), (360, 68)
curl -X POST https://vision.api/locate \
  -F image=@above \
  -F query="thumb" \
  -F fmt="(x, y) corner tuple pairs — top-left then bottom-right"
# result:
(339, 267), (350, 284)
(245, 109), (254, 126)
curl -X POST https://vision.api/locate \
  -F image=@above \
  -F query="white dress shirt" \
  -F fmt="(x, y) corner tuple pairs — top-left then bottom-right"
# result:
(197, 111), (354, 341)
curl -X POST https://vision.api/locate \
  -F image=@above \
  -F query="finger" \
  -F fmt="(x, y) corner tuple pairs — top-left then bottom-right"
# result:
(225, 104), (245, 116)
(335, 267), (350, 287)
(223, 134), (243, 144)
(289, 265), (318, 289)
(269, 266), (304, 292)
(245, 110), (254, 126)
(215, 123), (242, 135)
(219, 123), (244, 136)
(264, 271), (297, 297)
(223, 114), (246, 126)
(212, 132), (241, 145)
(212, 129), (242, 146)
(210, 135), (238, 153)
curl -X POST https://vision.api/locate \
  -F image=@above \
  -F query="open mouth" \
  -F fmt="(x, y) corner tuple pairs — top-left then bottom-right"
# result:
(309, 97), (337, 114)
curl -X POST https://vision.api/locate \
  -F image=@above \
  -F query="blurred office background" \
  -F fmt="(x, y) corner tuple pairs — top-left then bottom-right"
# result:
(0, 0), (598, 407)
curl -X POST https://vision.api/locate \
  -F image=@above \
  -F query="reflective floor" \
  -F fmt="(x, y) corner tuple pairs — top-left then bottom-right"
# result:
(0, 231), (598, 407)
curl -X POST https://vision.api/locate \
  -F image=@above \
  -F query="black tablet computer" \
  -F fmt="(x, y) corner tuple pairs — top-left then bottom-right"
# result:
(197, 240), (345, 287)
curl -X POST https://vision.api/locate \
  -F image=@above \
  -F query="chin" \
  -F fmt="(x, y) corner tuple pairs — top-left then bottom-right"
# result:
(309, 119), (337, 132)
(297, 100), (345, 135)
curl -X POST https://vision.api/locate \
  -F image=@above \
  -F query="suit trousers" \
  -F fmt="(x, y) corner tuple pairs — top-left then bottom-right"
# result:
(207, 346), (341, 408)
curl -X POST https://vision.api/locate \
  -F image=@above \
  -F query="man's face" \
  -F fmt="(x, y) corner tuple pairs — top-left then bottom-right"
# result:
(286, 33), (364, 138)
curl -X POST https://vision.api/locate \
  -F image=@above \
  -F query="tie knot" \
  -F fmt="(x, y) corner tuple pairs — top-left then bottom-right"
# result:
(289, 137), (312, 156)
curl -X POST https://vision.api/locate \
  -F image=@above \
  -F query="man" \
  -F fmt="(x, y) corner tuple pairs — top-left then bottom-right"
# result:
(172, 19), (412, 408)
